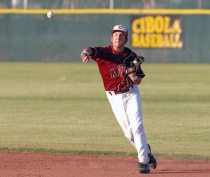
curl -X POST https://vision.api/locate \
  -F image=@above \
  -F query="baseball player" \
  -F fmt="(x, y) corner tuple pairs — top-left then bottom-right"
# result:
(81, 24), (157, 173)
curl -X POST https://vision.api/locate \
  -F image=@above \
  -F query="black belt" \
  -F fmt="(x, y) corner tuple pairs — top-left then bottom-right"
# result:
(108, 86), (133, 96)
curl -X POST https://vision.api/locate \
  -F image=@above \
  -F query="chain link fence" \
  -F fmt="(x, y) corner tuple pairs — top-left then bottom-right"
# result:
(0, 0), (210, 9)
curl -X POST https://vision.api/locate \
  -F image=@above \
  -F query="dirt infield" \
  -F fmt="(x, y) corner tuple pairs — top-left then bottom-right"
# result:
(0, 151), (209, 177)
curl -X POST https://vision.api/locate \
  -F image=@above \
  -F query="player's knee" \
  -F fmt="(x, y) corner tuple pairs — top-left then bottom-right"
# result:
(133, 124), (145, 136)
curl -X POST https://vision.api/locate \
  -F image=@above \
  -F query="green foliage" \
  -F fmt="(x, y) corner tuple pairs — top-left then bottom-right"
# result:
(0, 63), (209, 161)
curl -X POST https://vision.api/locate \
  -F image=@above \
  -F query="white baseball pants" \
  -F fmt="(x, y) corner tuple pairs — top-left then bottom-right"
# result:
(106, 85), (150, 163)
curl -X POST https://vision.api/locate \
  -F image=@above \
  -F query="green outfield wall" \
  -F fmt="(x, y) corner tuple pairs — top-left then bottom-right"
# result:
(0, 9), (210, 63)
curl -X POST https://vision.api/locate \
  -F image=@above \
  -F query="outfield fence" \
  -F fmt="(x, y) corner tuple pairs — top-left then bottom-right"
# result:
(0, 9), (210, 63)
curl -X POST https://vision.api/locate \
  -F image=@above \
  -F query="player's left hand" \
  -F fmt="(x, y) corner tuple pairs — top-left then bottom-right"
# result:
(133, 56), (145, 67)
(125, 62), (136, 75)
(125, 56), (145, 75)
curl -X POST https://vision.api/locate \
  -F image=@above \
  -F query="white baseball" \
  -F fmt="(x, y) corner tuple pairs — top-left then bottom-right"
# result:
(47, 11), (54, 19)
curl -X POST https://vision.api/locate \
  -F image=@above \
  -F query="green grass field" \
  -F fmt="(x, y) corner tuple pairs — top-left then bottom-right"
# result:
(0, 63), (209, 161)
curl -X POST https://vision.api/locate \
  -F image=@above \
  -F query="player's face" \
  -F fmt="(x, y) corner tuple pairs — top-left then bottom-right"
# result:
(111, 31), (128, 48)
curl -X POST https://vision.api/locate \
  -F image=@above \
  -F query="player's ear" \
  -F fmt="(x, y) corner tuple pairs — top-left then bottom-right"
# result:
(111, 36), (113, 43)
(125, 38), (128, 44)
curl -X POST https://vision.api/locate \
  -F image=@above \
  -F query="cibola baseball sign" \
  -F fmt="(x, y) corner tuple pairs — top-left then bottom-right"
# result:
(131, 15), (183, 49)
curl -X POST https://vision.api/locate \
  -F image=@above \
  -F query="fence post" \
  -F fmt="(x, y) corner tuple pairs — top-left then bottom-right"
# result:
(198, 0), (202, 9)
(12, 0), (16, 9)
(24, 0), (28, 9)
(110, 0), (114, 10)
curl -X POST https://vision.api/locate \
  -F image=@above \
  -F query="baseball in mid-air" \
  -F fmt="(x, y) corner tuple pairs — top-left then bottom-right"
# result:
(47, 11), (54, 19)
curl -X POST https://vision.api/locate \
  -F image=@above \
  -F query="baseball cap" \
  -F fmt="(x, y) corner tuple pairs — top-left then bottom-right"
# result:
(111, 24), (128, 35)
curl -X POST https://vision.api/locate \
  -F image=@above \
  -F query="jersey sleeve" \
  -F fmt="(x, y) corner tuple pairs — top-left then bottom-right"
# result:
(89, 47), (110, 64)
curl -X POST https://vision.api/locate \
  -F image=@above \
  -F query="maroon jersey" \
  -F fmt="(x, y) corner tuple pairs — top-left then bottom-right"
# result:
(90, 45), (145, 92)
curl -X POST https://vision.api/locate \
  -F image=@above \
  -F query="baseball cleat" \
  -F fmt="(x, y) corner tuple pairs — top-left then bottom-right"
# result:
(136, 163), (150, 173)
(148, 144), (157, 169)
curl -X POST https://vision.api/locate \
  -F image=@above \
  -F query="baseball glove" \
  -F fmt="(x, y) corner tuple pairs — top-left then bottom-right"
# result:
(125, 56), (145, 75)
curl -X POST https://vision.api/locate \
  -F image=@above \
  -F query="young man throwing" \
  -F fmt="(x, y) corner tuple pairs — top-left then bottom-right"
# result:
(80, 24), (157, 173)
